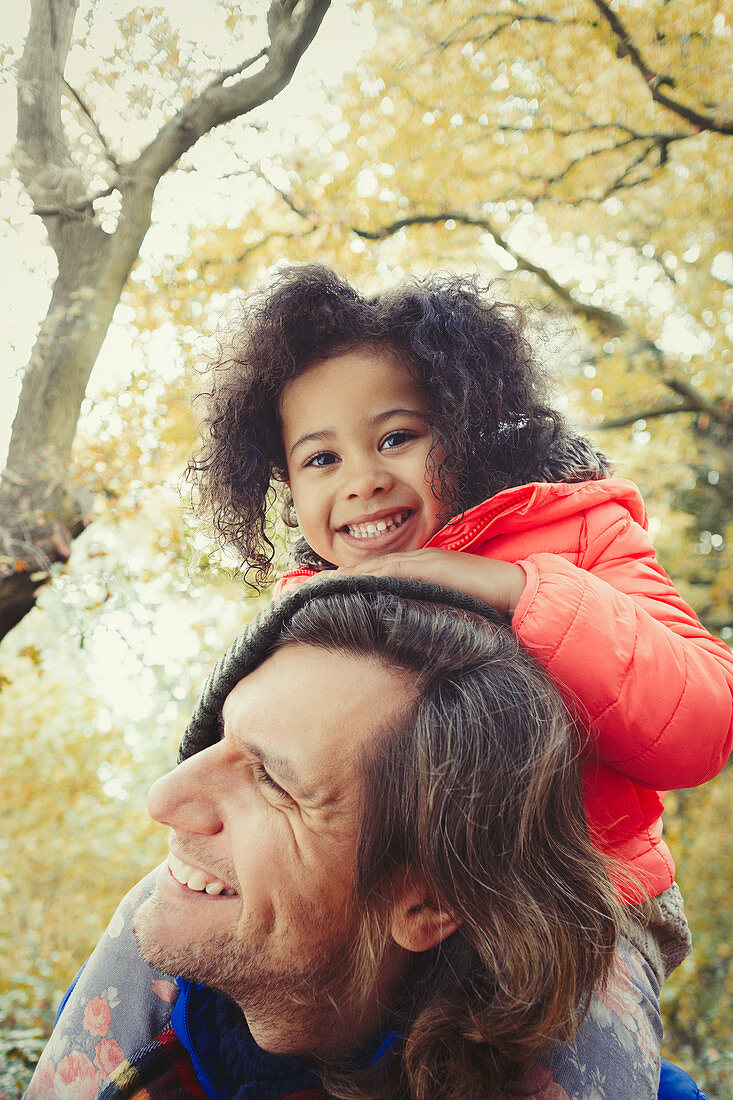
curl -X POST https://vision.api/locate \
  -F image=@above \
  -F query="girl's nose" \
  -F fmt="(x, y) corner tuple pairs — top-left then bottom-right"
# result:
(147, 750), (223, 835)
(344, 460), (394, 500)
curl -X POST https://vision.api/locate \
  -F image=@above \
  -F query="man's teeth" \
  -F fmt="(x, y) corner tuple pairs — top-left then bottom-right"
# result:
(346, 511), (409, 539)
(168, 852), (235, 896)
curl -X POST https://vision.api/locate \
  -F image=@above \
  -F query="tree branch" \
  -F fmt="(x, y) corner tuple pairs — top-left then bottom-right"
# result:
(353, 210), (627, 336)
(134, 0), (330, 186)
(256, 169), (320, 224)
(15, 0), (81, 250)
(209, 48), (268, 88)
(413, 10), (598, 61)
(348, 206), (733, 434)
(587, 401), (701, 430)
(33, 182), (118, 217)
(591, 0), (733, 135)
(663, 377), (733, 427)
(523, 136), (646, 200)
(596, 141), (663, 200)
(62, 78), (120, 173)
(190, 222), (319, 274)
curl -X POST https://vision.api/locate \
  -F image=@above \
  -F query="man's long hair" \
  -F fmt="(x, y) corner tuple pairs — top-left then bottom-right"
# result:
(275, 590), (623, 1099)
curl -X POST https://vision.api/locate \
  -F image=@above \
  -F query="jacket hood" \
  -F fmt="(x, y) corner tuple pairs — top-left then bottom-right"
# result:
(178, 574), (503, 762)
(427, 478), (647, 553)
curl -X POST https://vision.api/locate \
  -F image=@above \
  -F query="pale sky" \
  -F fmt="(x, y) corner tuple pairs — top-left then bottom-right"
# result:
(0, 0), (374, 464)
(2, 0), (730, 733)
(1, 0), (725, 468)
(1, 0), (378, 741)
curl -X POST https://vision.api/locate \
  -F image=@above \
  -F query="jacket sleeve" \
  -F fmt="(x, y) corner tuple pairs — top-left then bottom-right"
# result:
(511, 501), (733, 790)
(272, 569), (319, 599)
(24, 869), (178, 1099)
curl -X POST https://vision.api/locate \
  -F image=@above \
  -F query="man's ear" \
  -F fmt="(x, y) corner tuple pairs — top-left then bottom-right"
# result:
(389, 872), (460, 954)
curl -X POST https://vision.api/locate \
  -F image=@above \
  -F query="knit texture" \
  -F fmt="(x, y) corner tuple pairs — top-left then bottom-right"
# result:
(627, 882), (692, 986)
(215, 994), (322, 1099)
(178, 574), (505, 762)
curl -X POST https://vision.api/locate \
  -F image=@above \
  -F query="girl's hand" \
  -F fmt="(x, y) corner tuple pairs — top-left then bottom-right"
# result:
(336, 549), (527, 616)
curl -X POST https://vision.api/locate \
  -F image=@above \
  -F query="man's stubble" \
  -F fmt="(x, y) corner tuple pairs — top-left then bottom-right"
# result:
(132, 883), (362, 1042)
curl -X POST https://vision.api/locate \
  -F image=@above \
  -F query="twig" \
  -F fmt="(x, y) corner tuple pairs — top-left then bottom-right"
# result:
(33, 183), (118, 218)
(256, 170), (320, 224)
(587, 401), (699, 430)
(62, 78), (120, 172)
(353, 210), (626, 336)
(663, 377), (733, 426)
(208, 47), (268, 89)
(591, 0), (733, 135)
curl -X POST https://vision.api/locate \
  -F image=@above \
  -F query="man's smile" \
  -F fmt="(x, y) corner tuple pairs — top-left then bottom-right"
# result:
(166, 850), (237, 897)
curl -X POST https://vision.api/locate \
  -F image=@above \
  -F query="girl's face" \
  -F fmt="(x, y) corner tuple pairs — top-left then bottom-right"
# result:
(279, 348), (447, 567)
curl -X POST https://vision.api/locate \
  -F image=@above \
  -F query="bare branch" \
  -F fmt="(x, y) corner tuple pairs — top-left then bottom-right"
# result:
(493, 122), (683, 140)
(134, 0), (331, 186)
(412, 9), (598, 62)
(520, 136), (643, 200)
(595, 142), (662, 201)
(257, 170), (319, 224)
(588, 402), (700, 430)
(591, 0), (733, 135)
(197, 222), (318, 271)
(663, 377), (733, 427)
(62, 78), (120, 172)
(209, 48), (268, 88)
(33, 182), (118, 218)
(353, 210), (627, 337)
(511, 132), (685, 205)
(585, 380), (731, 433)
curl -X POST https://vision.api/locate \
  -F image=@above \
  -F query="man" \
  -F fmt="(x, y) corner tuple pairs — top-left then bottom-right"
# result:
(27, 578), (671, 1099)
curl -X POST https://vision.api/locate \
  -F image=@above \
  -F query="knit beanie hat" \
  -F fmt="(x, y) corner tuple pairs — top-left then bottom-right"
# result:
(178, 574), (504, 762)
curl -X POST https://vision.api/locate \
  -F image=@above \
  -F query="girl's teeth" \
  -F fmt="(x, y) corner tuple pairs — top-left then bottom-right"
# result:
(348, 512), (408, 538)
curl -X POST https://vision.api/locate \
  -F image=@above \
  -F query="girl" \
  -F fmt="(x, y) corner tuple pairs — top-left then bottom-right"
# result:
(189, 262), (732, 1002)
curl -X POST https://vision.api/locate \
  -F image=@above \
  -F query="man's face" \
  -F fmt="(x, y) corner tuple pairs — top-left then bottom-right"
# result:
(133, 643), (415, 1057)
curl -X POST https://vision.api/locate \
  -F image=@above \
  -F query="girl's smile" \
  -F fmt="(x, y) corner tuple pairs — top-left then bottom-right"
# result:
(279, 348), (448, 568)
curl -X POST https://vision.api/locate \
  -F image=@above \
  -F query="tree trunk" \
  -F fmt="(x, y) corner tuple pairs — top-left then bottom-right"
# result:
(1, 0), (331, 644)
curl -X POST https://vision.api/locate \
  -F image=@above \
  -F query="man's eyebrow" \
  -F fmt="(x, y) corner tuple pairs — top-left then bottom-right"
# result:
(244, 740), (317, 802)
(288, 408), (427, 460)
(217, 713), (316, 802)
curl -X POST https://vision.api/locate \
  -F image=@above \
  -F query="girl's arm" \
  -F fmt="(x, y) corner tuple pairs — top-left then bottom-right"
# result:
(341, 511), (733, 791)
(339, 548), (527, 615)
(510, 508), (733, 790)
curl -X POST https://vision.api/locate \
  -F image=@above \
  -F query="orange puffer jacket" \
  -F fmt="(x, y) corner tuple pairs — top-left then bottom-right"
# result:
(275, 478), (733, 904)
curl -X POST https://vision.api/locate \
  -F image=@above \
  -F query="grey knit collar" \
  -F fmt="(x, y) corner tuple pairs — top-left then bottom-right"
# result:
(178, 574), (502, 762)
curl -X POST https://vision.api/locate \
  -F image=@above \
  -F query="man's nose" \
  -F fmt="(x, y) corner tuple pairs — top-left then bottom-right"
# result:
(147, 751), (223, 835)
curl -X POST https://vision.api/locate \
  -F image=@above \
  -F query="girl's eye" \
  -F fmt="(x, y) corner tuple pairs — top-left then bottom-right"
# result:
(380, 430), (418, 451)
(304, 451), (338, 468)
(254, 763), (291, 801)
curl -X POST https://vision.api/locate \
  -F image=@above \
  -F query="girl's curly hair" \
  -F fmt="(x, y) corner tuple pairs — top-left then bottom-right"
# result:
(188, 263), (609, 587)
